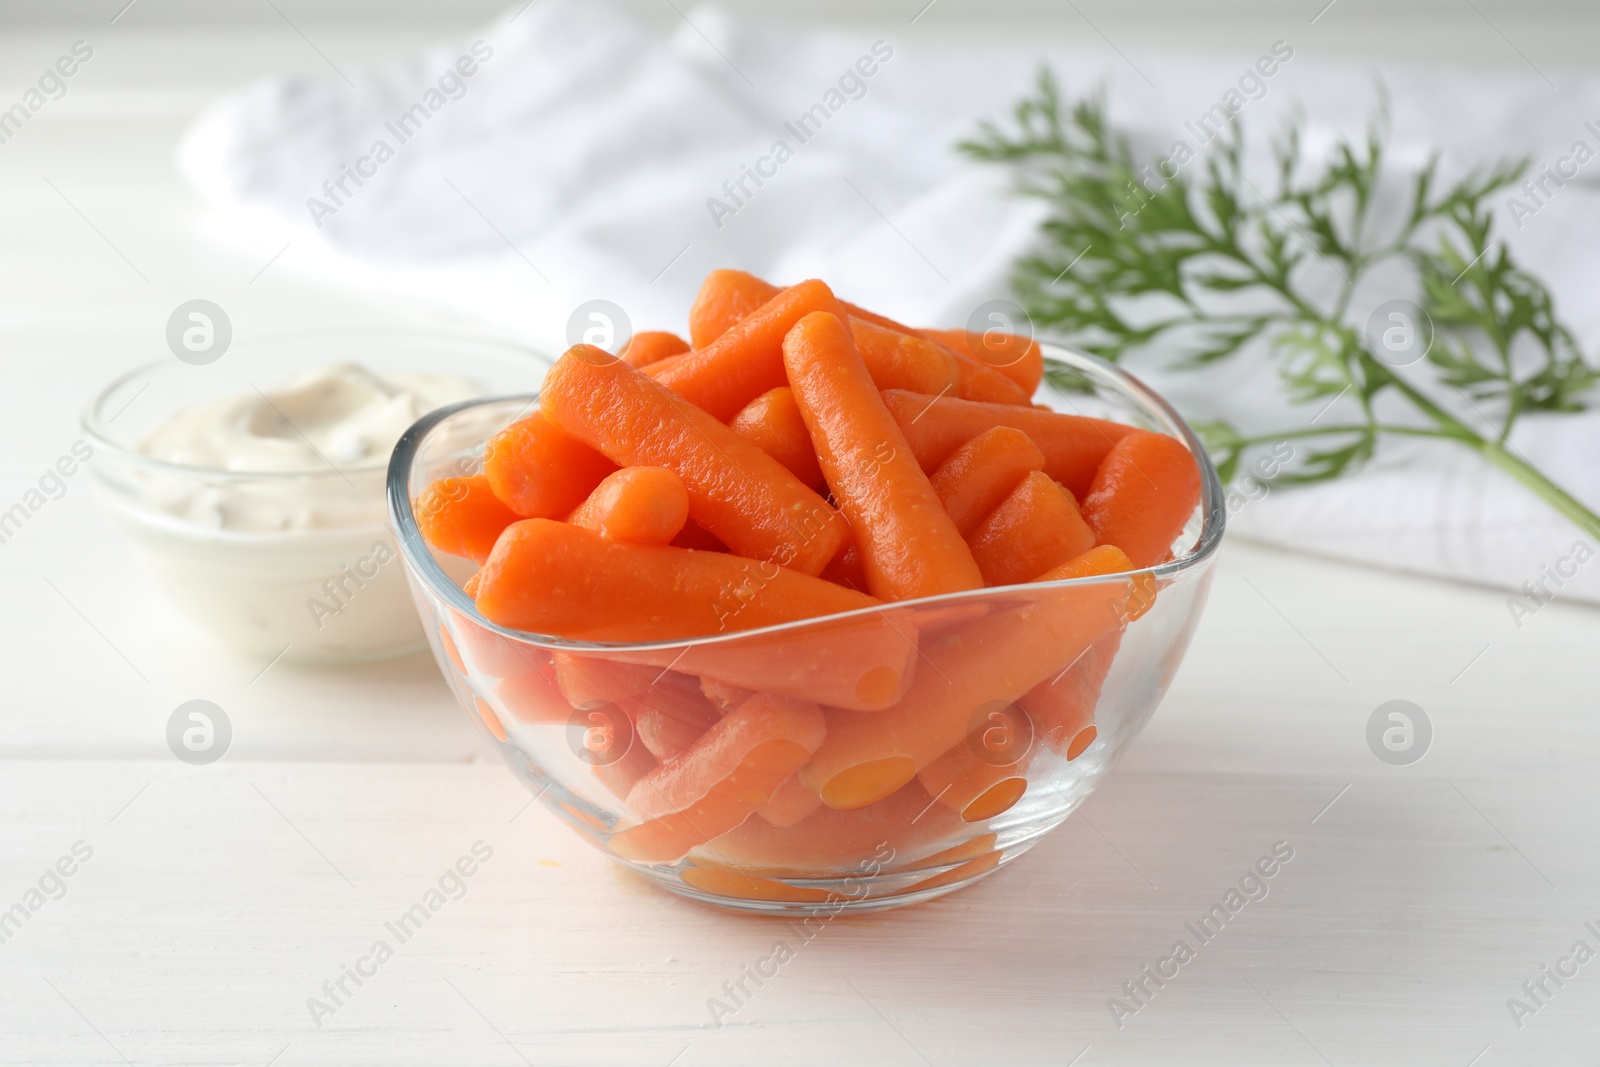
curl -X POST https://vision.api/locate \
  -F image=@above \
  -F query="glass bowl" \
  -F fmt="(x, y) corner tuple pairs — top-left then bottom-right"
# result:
(389, 342), (1224, 913)
(82, 330), (549, 665)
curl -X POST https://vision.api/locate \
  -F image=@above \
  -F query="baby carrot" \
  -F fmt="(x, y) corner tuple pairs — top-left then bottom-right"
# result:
(612, 694), (826, 863)
(671, 519), (726, 552)
(850, 319), (961, 396)
(921, 327), (1044, 396)
(882, 389), (1135, 497)
(704, 781), (958, 875)
(929, 425), (1045, 536)
(1019, 632), (1119, 757)
(758, 774), (824, 827)
(617, 599), (919, 711)
(593, 735), (658, 804)
(490, 668), (576, 725)
(415, 474), (521, 564)
(783, 311), (984, 601)
(820, 542), (869, 590)
(568, 466), (689, 545)
(951, 350), (1034, 405)
(640, 354), (687, 379)
(729, 387), (825, 490)
(618, 330), (689, 369)
(799, 578), (1129, 809)
(699, 676), (754, 712)
(551, 651), (659, 710)
(483, 411), (618, 519)
(1081, 430), (1203, 568)
(686, 267), (920, 348)
(655, 279), (846, 421)
(687, 269), (780, 348)
(634, 674), (724, 760)
(541, 346), (847, 575)
(967, 471), (1096, 587)
(916, 702), (1033, 821)
(475, 520), (875, 641)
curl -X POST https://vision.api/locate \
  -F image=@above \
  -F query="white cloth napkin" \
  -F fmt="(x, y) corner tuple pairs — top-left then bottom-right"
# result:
(177, 0), (1600, 610)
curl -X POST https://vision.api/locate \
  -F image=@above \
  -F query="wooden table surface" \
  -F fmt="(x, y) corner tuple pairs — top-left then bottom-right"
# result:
(2, 15), (1598, 1066)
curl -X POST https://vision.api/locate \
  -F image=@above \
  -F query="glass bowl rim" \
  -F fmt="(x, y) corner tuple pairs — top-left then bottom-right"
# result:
(80, 327), (551, 481)
(387, 340), (1226, 653)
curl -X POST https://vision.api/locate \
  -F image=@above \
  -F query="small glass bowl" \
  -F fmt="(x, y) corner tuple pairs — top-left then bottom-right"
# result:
(389, 342), (1224, 913)
(82, 330), (549, 664)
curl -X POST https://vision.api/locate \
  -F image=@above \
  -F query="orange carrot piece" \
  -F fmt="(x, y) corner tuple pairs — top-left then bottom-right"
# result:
(634, 675), (723, 760)
(640, 354), (688, 379)
(1081, 430), (1203, 568)
(551, 651), (658, 710)
(882, 389), (1136, 497)
(783, 312), (984, 601)
(921, 327), (1044, 396)
(820, 542), (869, 590)
(567, 466), (689, 545)
(483, 411), (618, 519)
(612, 694), (826, 862)
(679, 865), (836, 904)
(541, 347), (847, 575)
(593, 735), (658, 804)
(671, 518), (726, 552)
(490, 668), (575, 725)
(687, 267), (915, 348)
(618, 330), (689, 369)
(473, 697), (509, 742)
(415, 475), (521, 564)
(1033, 544), (1154, 621)
(967, 470), (1096, 587)
(800, 580), (1129, 809)
(758, 774), (824, 827)
(702, 781), (957, 875)
(729, 387), (825, 490)
(687, 269), (780, 349)
(951, 350), (1034, 405)
(462, 571), (482, 598)
(916, 703), (1033, 821)
(929, 425), (1046, 536)
(699, 676), (753, 712)
(849, 319), (961, 396)
(613, 602), (917, 712)
(1019, 631), (1119, 756)
(655, 279), (846, 421)
(476, 520), (875, 641)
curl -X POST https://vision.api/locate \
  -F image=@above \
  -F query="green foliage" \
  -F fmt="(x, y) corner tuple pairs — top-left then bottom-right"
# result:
(961, 68), (1600, 522)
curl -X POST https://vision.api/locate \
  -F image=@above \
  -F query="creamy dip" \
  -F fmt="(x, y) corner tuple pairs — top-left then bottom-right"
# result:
(136, 363), (477, 532)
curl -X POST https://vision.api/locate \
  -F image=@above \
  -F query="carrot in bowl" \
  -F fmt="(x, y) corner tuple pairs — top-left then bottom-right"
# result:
(916, 702), (1034, 822)
(929, 425), (1045, 537)
(415, 474), (521, 564)
(729, 387), (825, 490)
(540, 346), (847, 575)
(799, 578), (1129, 809)
(882, 389), (1135, 497)
(610, 693), (826, 863)
(849, 319), (961, 396)
(921, 327), (1044, 396)
(655, 279), (845, 421)
(474, 520), (876, 641)
(634, 674), (724, 760)
(966, 470), (1095, 587)
(617, 330), (689, 369)
(783, 311), (983, 602)
(483, 411), (618, 519)
(568, 466), (689, 545)
(1080, 430), (1202, 569)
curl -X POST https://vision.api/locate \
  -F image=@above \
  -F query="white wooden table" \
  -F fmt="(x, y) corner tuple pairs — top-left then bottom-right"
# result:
(2, 15), (1598, 1066)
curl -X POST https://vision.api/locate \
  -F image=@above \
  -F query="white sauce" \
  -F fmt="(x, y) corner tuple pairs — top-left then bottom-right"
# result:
(105, 362), (480, 662)
(136, 363), (477, 532)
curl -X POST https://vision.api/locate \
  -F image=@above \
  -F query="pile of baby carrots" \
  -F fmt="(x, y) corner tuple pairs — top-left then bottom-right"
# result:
(416, 270), (1200, 876)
